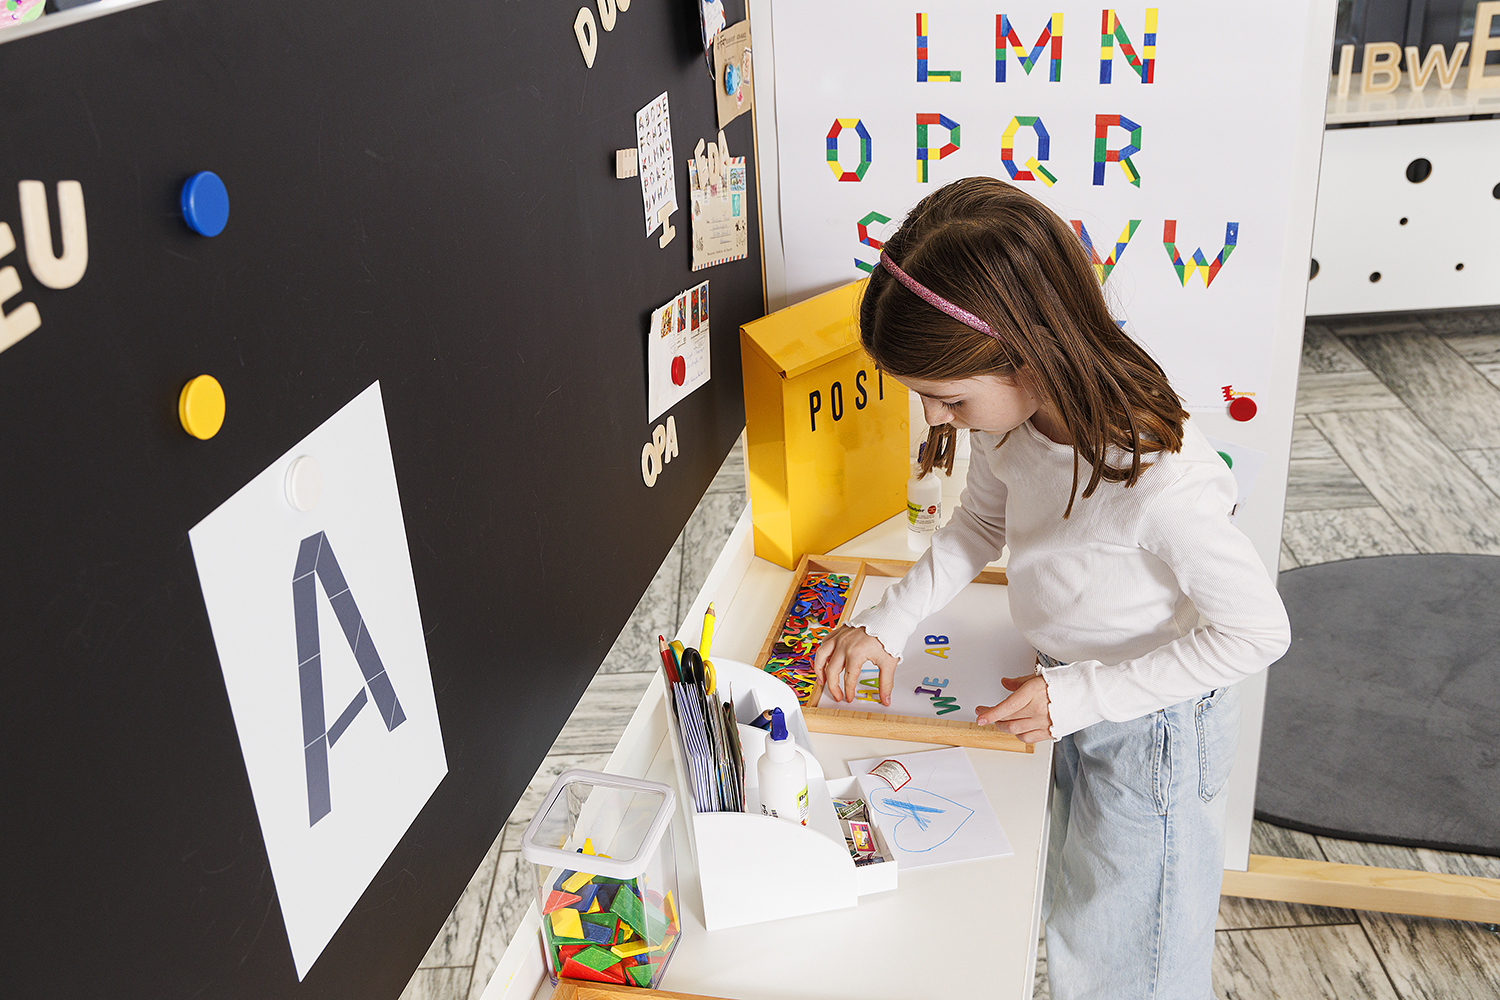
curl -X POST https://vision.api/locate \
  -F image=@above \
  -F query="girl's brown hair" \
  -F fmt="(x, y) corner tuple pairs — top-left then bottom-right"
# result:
(859, 176), (1187, 516)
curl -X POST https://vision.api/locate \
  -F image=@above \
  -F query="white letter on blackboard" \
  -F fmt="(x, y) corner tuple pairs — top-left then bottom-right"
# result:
(575, 7), (598, 68)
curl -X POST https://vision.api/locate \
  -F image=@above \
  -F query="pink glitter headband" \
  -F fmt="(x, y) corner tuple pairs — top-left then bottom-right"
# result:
(878, 251), (997, 339)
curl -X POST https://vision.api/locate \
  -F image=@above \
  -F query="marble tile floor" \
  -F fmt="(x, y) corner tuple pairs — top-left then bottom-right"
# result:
(407, 307), (1500, 999)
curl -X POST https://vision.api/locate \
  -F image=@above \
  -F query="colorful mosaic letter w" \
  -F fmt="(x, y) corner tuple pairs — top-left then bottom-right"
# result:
(1163, 221), (1238, 287)
(827, 118), (873, 181)
(916, 113), (961, 182)
(917, 13), (962, 82)
(1072, 219), (1140, 282)
(293, 531), (407, 827)
(1093, 114), (1142, 186)
(1100, 8), (1158, 83)
(996, 14), (1063, 82)
(1001, 117), (1055, 186)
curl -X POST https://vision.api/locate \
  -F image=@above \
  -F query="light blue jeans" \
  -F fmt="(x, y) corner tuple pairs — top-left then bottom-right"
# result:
(1042, 673), (1240, 1000)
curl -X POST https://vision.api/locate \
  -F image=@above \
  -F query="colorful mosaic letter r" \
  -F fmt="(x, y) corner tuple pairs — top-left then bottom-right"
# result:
(1093, 114), (1142, 186)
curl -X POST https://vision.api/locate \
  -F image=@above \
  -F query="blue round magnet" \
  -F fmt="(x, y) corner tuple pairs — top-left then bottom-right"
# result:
(181, 171), (230, 237)
(724, 63), (740, 95)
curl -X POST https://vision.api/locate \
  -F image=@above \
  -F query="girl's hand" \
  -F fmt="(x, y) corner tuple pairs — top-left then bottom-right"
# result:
(976, 675), (1053, 744)
(813, 625), (899, 705)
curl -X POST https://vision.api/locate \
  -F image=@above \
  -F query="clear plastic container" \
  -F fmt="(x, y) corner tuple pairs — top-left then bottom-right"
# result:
(520, 769), (679, 988)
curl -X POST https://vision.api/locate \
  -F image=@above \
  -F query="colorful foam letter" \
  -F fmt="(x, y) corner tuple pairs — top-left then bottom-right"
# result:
(996, 14), (1063, 82)
(1100, 8), (1157, 83)
(1092, 114), (1142, 186)
(1001, 116), (1055, 185)
(1072, 219), (1140, 282)
(827, 118), (873, 182)
(1162, 221), (1239, 287)
(916, 113), (961, 182)
(916, 13), (962, 82)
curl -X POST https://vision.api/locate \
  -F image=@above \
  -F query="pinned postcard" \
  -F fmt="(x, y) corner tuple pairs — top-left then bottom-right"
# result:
(636, 92), (678, 237)
(699, 0), (726, 63)
(1204, 434), (1266, 522)
(647, 281), (711, 421)
(713, 20), (754, 128)
(689, 136), (749, 271)
(849, 747), (1011, 871)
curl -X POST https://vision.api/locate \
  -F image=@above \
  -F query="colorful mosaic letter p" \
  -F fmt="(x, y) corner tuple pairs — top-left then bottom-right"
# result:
(916, 113), (961, 182)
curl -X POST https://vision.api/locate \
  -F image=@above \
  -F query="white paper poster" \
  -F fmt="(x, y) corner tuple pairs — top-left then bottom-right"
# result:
(770, 1), (1325, 408)
(636, 91), (679, 236)
(189, 382), (447, 979)
(818, 575), (1035, 720)
(647, 281), (712, 421)
(849, 747), (1013, 869)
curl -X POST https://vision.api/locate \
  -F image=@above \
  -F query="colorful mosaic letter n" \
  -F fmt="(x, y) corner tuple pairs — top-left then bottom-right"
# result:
(1001, 117), (1056, 186)
(1100, 8), (1158, 83)
(996, 13), (1063, 82)
(917, 13), (962, 82)
(1071, 219), (1140, 282)
(827, 119), (873, 182)
(916, 113), (961, 182)
(1093, 114), (1142, 186)
(1163, 221), (1239, 287)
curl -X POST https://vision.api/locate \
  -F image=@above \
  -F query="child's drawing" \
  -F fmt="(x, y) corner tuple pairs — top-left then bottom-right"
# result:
(870, 785), (975, 853)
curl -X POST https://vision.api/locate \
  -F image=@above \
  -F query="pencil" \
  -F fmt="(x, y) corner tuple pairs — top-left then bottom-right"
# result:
(701, 602), (716, 659)
(658, 635), (679, 685)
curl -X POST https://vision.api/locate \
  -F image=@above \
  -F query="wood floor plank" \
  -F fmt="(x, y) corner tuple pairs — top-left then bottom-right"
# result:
(1421, 309), (1500, 336)
(1345, 332), (1500, 450)
(1457, 448), (1500, 499)
(549, 671), (656, 754)
(1295, 371), (1407, 415)
(1291, 415), (1340, 461)
(1308, 410), (1500, 555)
(1285, 458), (1379, 511)
(1302, 324), (1369, 374)
(1214, 924), (1402, 1000)
(398, 966), (473, 1000)
(1441, 332), (1500, 367)
(1476, 362), (1500, 394)
(1281, 507), (1418, 566)
(1353, 914), (1500, 998)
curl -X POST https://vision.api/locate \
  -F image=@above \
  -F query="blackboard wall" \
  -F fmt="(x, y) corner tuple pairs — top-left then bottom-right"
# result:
(0, 0), (759, 995)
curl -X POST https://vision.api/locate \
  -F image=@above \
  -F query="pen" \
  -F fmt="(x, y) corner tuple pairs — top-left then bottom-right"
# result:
(700, 602), (716, 659)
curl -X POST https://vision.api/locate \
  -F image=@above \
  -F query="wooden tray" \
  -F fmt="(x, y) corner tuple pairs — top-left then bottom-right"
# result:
(754, 554), (1032, 754)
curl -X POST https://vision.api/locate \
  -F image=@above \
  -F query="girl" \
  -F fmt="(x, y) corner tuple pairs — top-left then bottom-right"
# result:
(812, 177), (1289, 1000)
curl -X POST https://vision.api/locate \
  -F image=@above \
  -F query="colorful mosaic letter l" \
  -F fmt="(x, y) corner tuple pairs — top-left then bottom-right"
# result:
(917, 13), (962, 82)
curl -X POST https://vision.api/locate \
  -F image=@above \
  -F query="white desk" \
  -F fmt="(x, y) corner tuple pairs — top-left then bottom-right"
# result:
(486, 501), (1052, 1000)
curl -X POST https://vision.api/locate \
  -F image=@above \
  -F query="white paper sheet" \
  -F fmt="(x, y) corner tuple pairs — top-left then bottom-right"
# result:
(817, 576), (1034, 721)
(847, 747), (1012, 869)
(647, 281), (711, 421)
(188, 382), (447, 979)
(636, 91), (678, 236)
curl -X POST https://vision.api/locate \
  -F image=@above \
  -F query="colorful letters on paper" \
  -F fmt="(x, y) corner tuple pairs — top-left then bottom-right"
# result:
(827, 118), (873, 182)
(916, 113), (961, 182)
(1093, 114), (1142, 186)
(1072, 219), (1140, 282)
(1100, 8), (1158, 83)
(916, 13), (962, 82)
(854, 210), (892, 273)
(1163, 221), (1238, 287)
(996, 14), (1063, 82)
(1001, 117), (1055, 186)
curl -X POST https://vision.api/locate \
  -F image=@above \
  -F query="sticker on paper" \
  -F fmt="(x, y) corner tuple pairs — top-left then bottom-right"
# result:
(714, 19), (754, 128)
(647, 280), (711, 421)
(636, 92), (678, 237)
(189, 382), (447, 980)
(690, 138), (749, 271)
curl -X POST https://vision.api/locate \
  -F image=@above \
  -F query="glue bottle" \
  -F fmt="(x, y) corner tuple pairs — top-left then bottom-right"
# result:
(907, 442), (943, 551)
(757, 708), (809, 826)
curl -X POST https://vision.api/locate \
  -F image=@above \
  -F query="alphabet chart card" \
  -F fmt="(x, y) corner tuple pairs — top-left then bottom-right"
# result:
(647, 280), (711, 421)
(768, 1), (1331, 408)
(817, 574), (1035, 721)
(636, 91), (678, 236)
(189, 383), (447, 980)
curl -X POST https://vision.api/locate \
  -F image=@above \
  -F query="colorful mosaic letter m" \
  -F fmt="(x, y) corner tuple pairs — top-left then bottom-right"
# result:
(996, 13), (1063, 82)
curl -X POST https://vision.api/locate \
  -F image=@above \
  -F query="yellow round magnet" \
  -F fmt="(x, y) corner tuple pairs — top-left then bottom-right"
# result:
(178, 374), (226, 440)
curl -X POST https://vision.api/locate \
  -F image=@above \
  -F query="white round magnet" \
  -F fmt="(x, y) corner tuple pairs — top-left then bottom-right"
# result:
(285, 455), (323, 512)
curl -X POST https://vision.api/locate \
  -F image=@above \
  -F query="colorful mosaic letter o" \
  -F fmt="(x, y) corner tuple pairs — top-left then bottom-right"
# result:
(827, 118), (873, 182)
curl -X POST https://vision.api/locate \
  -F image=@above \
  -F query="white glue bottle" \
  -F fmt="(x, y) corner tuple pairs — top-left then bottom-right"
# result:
(757, 708), (809, 826)
(907, 442), (943, 551)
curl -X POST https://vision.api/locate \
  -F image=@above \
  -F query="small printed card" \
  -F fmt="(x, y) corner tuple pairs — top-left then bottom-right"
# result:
(646, 281), (711, 421)
(868, 759), (911, 791)
(636, 92), (678, 237)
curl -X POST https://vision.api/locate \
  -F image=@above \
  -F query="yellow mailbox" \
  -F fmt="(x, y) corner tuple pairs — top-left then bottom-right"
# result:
(740, 279), (909, 569)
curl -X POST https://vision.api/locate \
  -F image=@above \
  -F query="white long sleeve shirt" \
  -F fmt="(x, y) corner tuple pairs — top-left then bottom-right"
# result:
(851, 419), (1291, 739)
